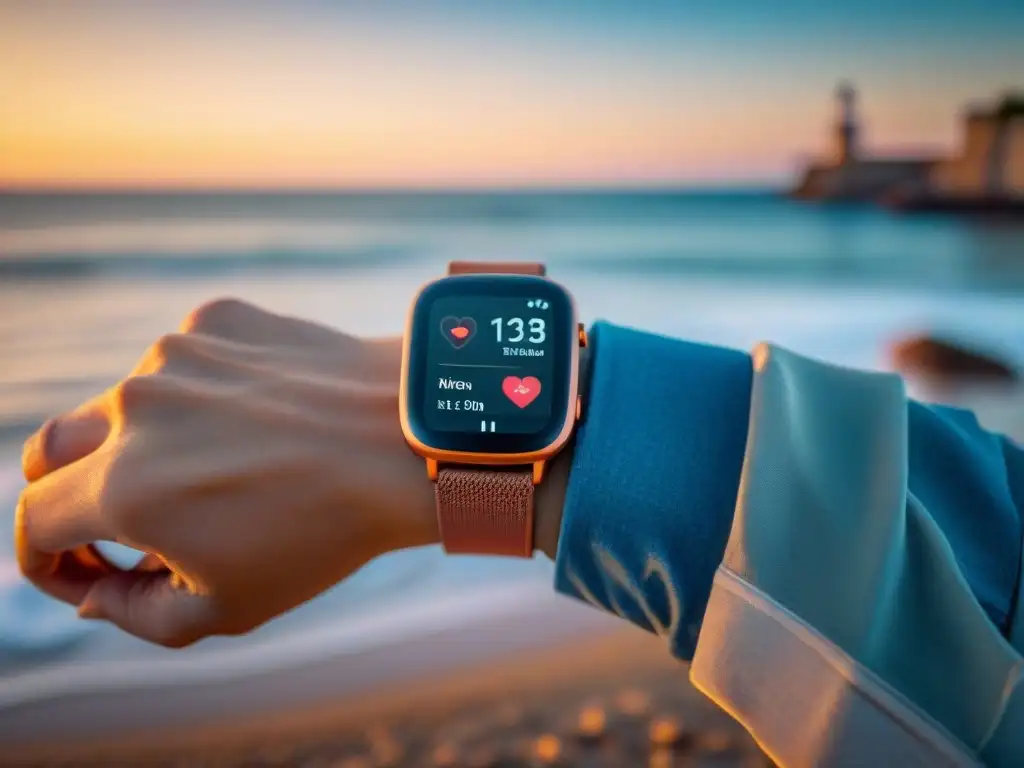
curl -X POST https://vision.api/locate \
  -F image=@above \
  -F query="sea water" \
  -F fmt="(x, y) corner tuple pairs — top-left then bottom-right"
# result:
(1, 191), (1022, 673)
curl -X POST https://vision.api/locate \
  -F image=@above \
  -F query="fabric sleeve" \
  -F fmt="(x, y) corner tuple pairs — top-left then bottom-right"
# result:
(554, 321), (753, 658)
(555, 323), (1024, 766)
(686, 344), (1024, 766)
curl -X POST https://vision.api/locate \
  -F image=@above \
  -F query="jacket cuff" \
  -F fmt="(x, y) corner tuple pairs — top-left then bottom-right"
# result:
(553, 321), (753, 658)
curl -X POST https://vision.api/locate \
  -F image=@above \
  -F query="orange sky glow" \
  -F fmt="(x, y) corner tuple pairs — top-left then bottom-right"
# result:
(2, 3), (1019, 189)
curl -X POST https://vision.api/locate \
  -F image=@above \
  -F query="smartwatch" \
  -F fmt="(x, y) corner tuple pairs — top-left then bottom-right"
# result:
(400, 261), (586, 557)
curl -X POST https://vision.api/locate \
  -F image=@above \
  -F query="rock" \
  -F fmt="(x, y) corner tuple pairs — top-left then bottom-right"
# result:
(431, 742), (459, 767)
(889, 335), (1019, 386)
(531, 733), (564, 765)
(463, 744), (502, 768)
(575, 705), (607, 743)
(648, 716), (687, 749)
(615, 689), (652, 717)
(694, 728), (741, 756)
(328, 757), (372, 768)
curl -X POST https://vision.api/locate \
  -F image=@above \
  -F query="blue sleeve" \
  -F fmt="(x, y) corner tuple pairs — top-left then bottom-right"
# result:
(554, 322), (752, 659)
(907, 402), (1024, 631)
(553, 321), (1024, 659)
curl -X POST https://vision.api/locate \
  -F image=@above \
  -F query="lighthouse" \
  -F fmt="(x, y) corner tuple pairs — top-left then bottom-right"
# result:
(834, 81), (859, 166)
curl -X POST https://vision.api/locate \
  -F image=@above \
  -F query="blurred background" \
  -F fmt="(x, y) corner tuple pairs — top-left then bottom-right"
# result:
(1, 1), (1022, 765)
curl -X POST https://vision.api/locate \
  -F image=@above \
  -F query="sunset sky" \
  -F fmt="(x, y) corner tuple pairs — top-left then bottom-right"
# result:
(2, 1), (1021, 189)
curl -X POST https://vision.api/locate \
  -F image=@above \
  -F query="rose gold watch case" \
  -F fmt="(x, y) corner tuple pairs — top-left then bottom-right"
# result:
(399, 274), (584, 485)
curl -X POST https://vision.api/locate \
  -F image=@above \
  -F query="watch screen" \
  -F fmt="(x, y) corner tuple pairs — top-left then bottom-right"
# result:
(404, 275), (576, 455)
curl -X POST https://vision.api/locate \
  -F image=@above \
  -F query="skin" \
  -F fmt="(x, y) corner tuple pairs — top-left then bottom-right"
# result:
(15, 298), (571, 648)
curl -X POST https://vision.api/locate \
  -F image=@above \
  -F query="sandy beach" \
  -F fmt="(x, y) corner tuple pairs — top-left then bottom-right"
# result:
(2, 620), (770, 767)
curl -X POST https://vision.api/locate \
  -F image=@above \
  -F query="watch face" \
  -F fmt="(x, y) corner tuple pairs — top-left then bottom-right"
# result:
(403, 274), (576, 456)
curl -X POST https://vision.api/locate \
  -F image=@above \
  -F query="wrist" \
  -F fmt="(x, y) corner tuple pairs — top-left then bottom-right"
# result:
(376, 339), (587, 561)
(347, 337), (440, 556)
(384, 439), (442, 553)
(386, 433), (571, 560)
(534, 439), (572, 560)
(534, 343), (588, 560)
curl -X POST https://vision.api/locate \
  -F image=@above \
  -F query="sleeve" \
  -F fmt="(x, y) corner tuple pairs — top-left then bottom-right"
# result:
(554, 321), (1024, 768)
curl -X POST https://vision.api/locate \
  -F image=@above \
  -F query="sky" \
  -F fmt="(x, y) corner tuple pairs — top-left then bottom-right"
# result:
(1, 0), (1021, 189)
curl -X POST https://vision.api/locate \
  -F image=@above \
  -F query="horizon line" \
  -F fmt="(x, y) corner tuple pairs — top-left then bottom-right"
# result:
(0, 181), (786, 196)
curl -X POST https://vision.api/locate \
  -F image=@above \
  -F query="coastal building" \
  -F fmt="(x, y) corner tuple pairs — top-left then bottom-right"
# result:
(791, 86), (1024, 211)
(928, 95), (1024, 199)
(832, 81), (858, 166)
(791, 83), (939, 202)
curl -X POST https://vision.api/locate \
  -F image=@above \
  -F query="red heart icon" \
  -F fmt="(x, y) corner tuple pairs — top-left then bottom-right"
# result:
(439, 316), (476, 348)
(502, 376), (541, 408)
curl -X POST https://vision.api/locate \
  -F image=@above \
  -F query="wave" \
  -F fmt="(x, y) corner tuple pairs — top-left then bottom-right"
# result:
(0, 244), (421, 281)
(561, 252), (1024, 293)
(0, 190), (775, 229)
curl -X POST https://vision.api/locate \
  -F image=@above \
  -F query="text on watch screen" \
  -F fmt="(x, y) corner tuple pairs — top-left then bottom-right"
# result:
(424, 295), (555, 435)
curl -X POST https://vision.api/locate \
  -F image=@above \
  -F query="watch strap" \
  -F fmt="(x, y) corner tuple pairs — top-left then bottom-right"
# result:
(434, 260), (545, 557)
(435, 467), (534, 557)
(448, 261), (546, 277)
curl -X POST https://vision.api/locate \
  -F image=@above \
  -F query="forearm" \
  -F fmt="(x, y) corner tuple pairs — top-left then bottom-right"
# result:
(545, 324), (1022, 651)
(547, 323), (1024, 764)
(395, 320), (1022, 660)
(386, 320), (1024, 761)
(550, 322), (753, 658)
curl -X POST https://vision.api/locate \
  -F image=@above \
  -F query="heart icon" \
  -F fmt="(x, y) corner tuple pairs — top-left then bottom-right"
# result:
(502, 376), (541, 408)
(439, 316), (476, 349)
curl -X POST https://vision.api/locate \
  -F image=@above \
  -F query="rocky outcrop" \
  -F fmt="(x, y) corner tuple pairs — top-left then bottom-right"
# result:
(899, 96), (1024, 213)
(889, 335), (1019, 386)
(791, 159), (935, 202)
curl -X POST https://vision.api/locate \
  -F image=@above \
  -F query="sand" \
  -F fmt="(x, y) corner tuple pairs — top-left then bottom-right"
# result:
(0, 593), (770, 767)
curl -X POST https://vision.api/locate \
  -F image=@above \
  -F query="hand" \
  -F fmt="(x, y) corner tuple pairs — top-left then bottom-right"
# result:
(15, 298), (443, 648)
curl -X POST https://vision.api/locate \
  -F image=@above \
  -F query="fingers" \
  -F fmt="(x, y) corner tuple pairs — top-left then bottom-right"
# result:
(22, 396), (111, 482)
(15, 455), (119, 605)
(18, 455), (114, 555)
(19, 452), (220, 647)
(14, 542), (118, 606)
(78, 570), (216, 648)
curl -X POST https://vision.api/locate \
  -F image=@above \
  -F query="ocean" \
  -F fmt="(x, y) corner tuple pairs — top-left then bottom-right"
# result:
(1, 190), (1023, 671)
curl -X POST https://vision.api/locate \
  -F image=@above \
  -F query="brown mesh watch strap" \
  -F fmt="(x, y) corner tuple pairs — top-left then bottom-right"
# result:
(435, 260), (545, 557)
(448, 261), (546, 276)
(435, 468), (534, 556)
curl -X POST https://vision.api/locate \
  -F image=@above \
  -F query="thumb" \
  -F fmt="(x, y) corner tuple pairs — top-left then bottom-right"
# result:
(78, 570), (217, 649)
